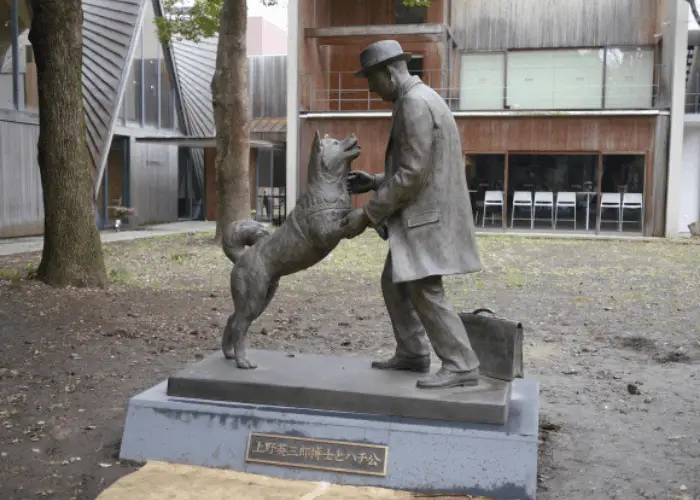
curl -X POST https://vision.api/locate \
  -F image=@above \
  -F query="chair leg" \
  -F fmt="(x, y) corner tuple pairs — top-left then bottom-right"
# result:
(530, 205), (534, 230)
(618, 206), (623, 232)
(550, 205), (554, 228)
(482, 206), (486, 227)
(510, 204), (514, 229)
(554, 205), (558, 229)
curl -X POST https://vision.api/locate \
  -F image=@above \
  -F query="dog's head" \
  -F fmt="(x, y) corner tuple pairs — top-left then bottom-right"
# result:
(307, 131), (361, 184)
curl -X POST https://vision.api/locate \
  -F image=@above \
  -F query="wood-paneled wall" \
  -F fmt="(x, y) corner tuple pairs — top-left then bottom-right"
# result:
(453, 0), (660, 50)
(457, 116), (655, 152)
(300, 115), (661, 233)
(0, 115), (43, 238)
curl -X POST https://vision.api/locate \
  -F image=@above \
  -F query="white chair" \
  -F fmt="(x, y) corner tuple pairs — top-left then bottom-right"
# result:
(600, 192), (622, 230)
(510, 191), (533, 229)
(554, 191), (577, 230)
(534, 191), (554, 228)
(621, 193), (643, 230)
(481, 190), (504, 227)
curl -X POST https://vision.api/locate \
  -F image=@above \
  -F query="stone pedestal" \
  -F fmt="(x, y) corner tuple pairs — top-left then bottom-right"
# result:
(119, 350), (540, 499)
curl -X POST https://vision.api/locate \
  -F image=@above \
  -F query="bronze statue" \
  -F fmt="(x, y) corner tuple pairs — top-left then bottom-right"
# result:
(341, 40), (483, 389)
(221, 132), (361, 368)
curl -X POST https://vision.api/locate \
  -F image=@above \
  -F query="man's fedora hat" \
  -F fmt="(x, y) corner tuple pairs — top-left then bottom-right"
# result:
(354, 40), (412, 78)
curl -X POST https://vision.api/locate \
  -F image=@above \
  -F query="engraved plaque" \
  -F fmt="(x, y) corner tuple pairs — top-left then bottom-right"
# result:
(245, 433), (388, 477)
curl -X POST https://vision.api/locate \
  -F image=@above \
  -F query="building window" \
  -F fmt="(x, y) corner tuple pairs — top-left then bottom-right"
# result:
(506, 49), (604, 110)
(123, 38), (143, 124)
(0, 0), (37, 112)
(160, 58), (176, 129)
(459, 53), (505, 110)
(469, 153), (646, 234)
(465, 154), (506, 228)
(407, 55), (424, 79)
(118, 1), (181, 131)
(0, 31), (38, 111)
(604, 47), (655, 109)
(459, 47), (654, 111)
(0, 49), (15, 109)
(395, 0), (427, 24)
(23, 43), (38, 109)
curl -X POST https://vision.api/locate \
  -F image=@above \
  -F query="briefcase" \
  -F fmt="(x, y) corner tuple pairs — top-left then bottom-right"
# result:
(459, 308), (524, 382)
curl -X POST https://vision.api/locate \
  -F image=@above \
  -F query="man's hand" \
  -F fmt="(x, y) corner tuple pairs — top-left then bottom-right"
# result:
(341, 208), (370, 239)
(346, 171), (375, 195)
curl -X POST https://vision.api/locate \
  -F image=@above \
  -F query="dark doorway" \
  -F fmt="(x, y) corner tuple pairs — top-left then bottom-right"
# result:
(98, 136), (131, 229)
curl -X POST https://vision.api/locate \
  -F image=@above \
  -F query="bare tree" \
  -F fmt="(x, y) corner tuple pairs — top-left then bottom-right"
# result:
(688, 0), (700, 27)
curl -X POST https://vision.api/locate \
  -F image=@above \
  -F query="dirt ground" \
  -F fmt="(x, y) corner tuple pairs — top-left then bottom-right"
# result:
(0, 231), (699, 500)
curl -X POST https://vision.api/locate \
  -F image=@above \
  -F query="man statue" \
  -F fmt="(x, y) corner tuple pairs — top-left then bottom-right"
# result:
(341, 40), (483, 389)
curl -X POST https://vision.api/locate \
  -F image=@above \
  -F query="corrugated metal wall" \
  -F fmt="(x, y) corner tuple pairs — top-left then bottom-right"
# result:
(0, 115), (42, 238)
(454, 0), (659, 50)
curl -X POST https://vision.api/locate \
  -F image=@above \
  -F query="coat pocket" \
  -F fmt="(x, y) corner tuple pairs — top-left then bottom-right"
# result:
(406, 210), (441, 228)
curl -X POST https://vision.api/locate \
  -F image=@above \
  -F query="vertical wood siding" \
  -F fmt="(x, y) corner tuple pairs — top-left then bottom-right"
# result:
(0, 117), (43, 237)
(129, 141), (179, 225)
(453, 0), (659, 50)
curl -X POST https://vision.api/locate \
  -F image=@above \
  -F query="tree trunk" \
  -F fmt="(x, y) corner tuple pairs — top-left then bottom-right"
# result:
(211, 0), (251, 243)
(28, 0), (107, 287)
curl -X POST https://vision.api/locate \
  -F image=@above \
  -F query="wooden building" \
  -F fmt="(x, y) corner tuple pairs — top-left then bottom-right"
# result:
(287, 0), (689, 237)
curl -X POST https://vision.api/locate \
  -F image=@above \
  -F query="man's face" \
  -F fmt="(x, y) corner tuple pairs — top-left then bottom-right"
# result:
(366, 67), (396, 102)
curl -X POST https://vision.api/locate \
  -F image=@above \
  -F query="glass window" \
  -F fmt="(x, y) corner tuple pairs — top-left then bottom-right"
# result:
(141, 0), (160, 127)
(395, 0), (426, 24)
(0, 48), (14, 109)
(466, 154), (506, 228)
(0, 10), (14, 109)
(601, 154), (645, 233)
(160, 58), (175, 129)
(508, 154), (599, 231)
(507, 49), (604, 110)
(551, 49), (604, 109)
(459, 53), (505, 110)
(604, 47), (655, 109)
(23, 43), (38, 109)
(123, 32), (143, 124)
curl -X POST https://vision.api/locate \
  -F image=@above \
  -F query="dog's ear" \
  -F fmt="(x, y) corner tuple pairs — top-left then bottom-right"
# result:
(312, 130), (321, 153)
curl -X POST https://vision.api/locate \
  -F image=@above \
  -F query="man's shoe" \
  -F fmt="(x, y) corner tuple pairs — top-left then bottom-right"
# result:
(416, 367), (480, 389)
(371, 355), (430, 373)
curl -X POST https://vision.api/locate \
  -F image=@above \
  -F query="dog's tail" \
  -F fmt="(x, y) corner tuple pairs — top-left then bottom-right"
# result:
(221, 219), (272, 264)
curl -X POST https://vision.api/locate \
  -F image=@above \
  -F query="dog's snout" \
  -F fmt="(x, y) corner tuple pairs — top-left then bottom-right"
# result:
(344, 135), (359, 151)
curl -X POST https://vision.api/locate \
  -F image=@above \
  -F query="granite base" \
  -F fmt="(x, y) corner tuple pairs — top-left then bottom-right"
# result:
(119, 378), (540, 499)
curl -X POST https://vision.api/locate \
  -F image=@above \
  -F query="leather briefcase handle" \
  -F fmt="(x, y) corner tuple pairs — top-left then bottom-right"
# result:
(472, 308), (495, 316)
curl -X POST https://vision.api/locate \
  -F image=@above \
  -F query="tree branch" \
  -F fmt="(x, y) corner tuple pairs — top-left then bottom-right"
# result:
(688, 0), (700, 27)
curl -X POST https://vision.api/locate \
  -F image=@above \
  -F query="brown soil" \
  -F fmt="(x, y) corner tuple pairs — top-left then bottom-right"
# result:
(1, 232), (699, 500)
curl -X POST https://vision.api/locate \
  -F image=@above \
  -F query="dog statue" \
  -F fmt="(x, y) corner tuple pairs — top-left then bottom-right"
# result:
(220, 131), (361, 368)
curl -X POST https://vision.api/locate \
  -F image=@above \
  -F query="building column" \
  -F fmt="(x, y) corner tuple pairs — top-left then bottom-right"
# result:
(665, 0), (690, 237)
(285, 0), (300, 214)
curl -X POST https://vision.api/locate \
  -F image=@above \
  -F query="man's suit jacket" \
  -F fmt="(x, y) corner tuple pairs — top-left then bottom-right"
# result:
(363, 76), (482, 283)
